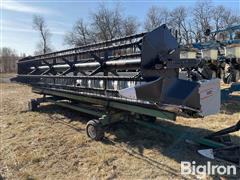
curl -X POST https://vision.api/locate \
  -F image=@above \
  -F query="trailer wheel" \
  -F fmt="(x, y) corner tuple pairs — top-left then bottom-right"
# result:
(232, 69), (239, 82)
(223, 73), (234, 84)
(86, 119), (104, 141)
(142, 115), (156, 123)
(28, 99), (38, 111)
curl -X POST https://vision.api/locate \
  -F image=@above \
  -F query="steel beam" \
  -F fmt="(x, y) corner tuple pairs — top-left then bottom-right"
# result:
(33, 87), (176, 121)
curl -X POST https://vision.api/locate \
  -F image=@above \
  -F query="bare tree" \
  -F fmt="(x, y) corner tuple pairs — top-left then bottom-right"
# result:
(91, 4), (123, 41)
(212, 5), (225, 31)
(144, 6), (169, 31)
(32, 15), (52, 54)
(169, 7), (189, 44)
(64, 1), (240, 47)
(192, 0), (213, 42)
(212, 5), (240, 40)
(222, 10), (240, 27)
(0, 47), (18, 73)
(187, 21), (201, 43)
(65, 4), (139, 47)
(210, 5), (226, 40)
(64, 19), (94, 46)
(122, 16), (139, 36)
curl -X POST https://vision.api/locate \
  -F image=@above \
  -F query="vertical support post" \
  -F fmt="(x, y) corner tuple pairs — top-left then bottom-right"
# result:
(53, 58), (56, 85)
(73, 55), (78, 76)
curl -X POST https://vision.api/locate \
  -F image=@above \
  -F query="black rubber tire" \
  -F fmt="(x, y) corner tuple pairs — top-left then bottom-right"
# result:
(28, 99), (38, 111)
(146, 116), (156, 123)
(223, 73), (232, 84)
(232, 69), (239, 82)
(86, 119), (104, 141)
(140, 115), (156, 123)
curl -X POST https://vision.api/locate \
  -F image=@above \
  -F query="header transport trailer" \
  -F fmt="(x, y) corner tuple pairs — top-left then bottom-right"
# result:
(13, 24), (221, 139)
(12, 25), (240, 165)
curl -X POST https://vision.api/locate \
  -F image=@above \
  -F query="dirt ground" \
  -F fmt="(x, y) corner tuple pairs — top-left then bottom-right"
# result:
(0, 75), (239, 180)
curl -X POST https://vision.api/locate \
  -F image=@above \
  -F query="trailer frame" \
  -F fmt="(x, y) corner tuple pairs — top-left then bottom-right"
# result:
(29, 86), (229, 150)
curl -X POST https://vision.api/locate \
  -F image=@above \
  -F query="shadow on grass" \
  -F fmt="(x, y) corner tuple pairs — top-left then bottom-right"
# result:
(37, 104), (90, 133)
(220, 101), (240, 115)
(31, 103), (240, 179)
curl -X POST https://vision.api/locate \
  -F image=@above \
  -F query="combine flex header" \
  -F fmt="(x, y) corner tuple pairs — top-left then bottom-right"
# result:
(15, 25), (220, 117)
(13, 24), (240, 166)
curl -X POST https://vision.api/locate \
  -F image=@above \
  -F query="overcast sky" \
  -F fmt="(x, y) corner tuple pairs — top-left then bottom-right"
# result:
(1, 0), (240, 55)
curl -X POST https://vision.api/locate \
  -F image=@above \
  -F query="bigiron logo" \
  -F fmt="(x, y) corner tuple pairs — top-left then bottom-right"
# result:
(181, 161), (237, 175)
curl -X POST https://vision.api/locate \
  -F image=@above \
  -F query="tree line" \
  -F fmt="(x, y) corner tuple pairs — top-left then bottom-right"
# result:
(64, 1), (240, 47)
(0, 47), (26, 73)
(1, 0), (240, 73)
(28, 0), (240, 54)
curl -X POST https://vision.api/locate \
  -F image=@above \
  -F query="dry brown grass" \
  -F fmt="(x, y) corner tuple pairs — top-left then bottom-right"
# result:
(0, 81), (239, 180)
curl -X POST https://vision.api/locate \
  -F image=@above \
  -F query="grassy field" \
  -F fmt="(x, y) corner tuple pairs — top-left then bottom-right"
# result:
(0, 76), (239, 179)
